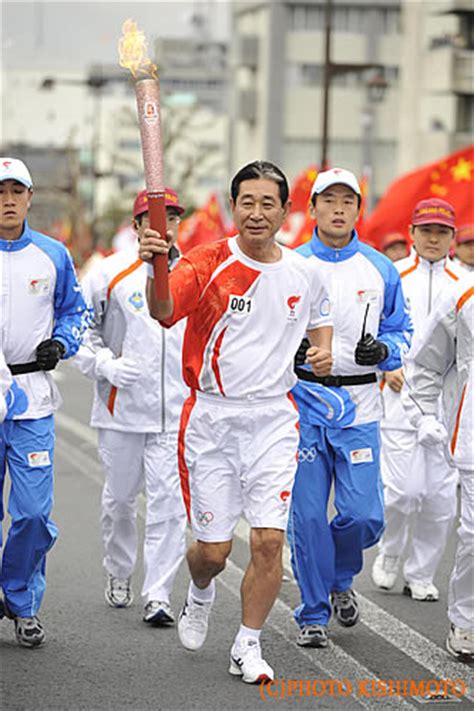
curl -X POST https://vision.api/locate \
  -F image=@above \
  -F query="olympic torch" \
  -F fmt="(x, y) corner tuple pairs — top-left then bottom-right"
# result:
(118, 19), (169, 300)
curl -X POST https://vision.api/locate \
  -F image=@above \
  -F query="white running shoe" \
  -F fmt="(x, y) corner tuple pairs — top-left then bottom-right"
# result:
(229, 637), (274, 684)
(14, 616), (45, 648)
(105, 575), (133, 608)
(446, 625), (474, 661)
(372, 554), (399, 590)
(143, 600), (175, 626)
(177, 597), (213, 651)
(403, 581), (439, 602)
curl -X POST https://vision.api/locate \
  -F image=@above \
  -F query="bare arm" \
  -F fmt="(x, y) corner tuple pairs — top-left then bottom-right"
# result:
(306, 325), (333, 376)
(139, 228), (174, 321)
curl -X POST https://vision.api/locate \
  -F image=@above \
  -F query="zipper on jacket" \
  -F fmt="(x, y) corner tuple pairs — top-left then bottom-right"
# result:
(428, 263), (433, 314)
(161, 329), (166, 433)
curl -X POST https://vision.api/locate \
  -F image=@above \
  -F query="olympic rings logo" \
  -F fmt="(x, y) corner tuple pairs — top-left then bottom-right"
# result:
(198, 511), (214, 526)
(298, 447), (317, 463)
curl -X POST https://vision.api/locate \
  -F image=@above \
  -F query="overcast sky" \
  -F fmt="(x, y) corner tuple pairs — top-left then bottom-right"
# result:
(1, 1), (230, 72)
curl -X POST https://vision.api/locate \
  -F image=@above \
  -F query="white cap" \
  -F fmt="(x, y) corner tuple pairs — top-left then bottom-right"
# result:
(0, 158), (33, 188)
(311, 168), (360, 197)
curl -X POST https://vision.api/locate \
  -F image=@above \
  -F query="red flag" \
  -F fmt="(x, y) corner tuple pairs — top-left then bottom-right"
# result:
(178, 193), (225, 254)
(364, 146), (474, 250)
(289, 165), (318, 213)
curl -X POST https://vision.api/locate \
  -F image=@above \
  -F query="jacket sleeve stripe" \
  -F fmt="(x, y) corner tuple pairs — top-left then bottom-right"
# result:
(450, 383), (467, 456)
(107, 259), (142, 300)
(456, 286), (474, 313)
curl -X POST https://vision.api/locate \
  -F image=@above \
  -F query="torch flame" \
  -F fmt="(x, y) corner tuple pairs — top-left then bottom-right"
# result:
(118, 19), (157, 79)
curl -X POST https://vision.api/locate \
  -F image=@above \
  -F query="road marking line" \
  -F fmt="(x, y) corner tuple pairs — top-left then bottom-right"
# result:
(220, 560), (414, 709)
(56, 416), (474, 700)
(237, 516), (474, 700)
(56, 437), (410, 709)
(56, 411), (97, 447)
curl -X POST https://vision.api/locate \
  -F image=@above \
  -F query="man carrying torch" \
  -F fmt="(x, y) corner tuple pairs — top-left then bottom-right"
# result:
(139, 160), (333, 683)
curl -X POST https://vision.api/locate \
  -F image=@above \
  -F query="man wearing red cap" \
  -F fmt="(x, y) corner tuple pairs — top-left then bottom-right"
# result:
(373, 198), (465, 601)
(453, 224), (474, 272)
(381, 232), (410, 263)
(73, 188), (188, 625)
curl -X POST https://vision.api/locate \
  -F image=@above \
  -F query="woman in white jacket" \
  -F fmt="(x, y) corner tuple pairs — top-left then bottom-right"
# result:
(403, 273), (474, 661)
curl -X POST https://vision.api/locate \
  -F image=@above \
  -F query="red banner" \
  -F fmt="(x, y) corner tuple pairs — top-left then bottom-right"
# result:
(363, 146), (474, 250)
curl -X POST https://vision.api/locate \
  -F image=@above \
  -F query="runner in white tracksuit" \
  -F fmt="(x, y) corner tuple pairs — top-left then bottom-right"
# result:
(73, 188), (188, 625)
(402, 273), (474, 660)
(373, 198), (465, 601)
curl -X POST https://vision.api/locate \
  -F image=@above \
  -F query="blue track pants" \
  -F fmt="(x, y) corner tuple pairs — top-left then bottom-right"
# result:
(0, 416), (58, 616)
(289, 420), (384, 626)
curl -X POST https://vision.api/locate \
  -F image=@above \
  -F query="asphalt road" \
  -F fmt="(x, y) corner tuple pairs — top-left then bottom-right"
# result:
(1, 364), (473, 710)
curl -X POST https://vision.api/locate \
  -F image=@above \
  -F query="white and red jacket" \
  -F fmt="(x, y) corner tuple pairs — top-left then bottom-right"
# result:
(152, 236), (332, 399)
(381, 252), (465, 430)
(74, 249), (187, 433)
(403, 274), (474, 470)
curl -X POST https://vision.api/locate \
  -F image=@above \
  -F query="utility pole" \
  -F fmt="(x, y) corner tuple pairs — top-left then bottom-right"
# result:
(321, 0), (333, 170)
(320, 0), (387, 174)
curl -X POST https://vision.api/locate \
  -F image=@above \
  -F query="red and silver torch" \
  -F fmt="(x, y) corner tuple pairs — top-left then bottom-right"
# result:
(118, 19), (169, 300)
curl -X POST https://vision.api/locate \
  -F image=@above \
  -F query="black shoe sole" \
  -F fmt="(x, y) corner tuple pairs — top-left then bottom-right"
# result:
(296, 638), (329, 648)
(143, 613), (175, 626)
(334, 615), (359, 628)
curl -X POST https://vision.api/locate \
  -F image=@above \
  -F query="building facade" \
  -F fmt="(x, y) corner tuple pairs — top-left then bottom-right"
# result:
(230, 0), (402, 204)
(397, 0), (474, 173)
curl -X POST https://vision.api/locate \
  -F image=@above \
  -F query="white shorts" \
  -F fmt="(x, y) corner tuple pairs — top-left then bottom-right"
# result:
(178, 391), (300, 542)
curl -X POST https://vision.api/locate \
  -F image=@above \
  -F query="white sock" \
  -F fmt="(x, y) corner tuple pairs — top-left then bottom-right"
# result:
(235, 624), (261, 646)
(189, 579), (215, 604)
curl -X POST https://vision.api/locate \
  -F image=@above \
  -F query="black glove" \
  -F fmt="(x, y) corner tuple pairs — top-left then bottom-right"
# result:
(354, 334), (389, 366)
(36, 339), (66, 371)
(294, 337), (310, 370)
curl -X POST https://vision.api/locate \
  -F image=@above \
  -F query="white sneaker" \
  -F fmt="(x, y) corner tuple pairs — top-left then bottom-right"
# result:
(177, 597), (213, 651)
(372, 554), (399, 590)
(229, 637), (274, 684)
(143, 600), (175, 626)
(403, 581), (439, 601)
(14, 615), (45, 648)
(105, 575), (133, 608)
(446, 625), (474, 661)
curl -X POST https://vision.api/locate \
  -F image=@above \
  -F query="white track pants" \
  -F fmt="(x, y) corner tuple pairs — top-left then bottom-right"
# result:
(378, 428), (457, 584)
(448, 468), (474, 630)
(98, 429), (187, 603)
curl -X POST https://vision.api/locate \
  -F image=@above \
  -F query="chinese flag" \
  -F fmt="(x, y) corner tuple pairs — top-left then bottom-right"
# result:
(363, 146), (474, 250)
(289, 165), (318, 213)
(178, 193), (226, 254)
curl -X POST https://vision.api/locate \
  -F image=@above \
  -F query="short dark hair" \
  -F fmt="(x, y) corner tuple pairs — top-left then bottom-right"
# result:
(311, 192), (362, 210)
(230, 160), (289, 206)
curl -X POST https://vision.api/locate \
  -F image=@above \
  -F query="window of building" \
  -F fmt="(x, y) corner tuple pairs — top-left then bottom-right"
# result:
(456, 95), (474, 133)
(289, 4), (326, 31)
(379, 8), (401, 35)
(289, 4), (400, 35)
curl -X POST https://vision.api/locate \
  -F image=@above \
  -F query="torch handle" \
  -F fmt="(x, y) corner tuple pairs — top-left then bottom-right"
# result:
(147, 192), (170, 301)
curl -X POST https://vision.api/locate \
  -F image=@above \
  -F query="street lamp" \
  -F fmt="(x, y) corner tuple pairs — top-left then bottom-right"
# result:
(361, 70), (388, 213)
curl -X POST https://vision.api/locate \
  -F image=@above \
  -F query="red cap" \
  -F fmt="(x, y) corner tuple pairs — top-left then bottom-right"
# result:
(456, 224), (474, 245)
(381, 232), (409, 250)
(133, 187), (185, 218)
(411, 198), (456, 229)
